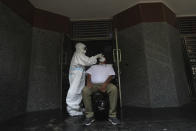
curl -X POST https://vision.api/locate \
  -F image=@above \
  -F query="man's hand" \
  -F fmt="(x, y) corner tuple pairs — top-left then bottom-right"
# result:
(99, 84), (107, 93)
(86, 74), (93, 88)
(87, 82), (93, 88)
(98, 76), (113, 93)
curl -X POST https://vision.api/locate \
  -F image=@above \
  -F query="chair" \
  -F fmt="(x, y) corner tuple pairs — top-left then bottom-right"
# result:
(92, 91), (109, 120)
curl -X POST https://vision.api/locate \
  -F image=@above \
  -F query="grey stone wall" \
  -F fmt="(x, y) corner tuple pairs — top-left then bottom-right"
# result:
(27, 27), (63, 112)
(167, 25), (190, 105)
(118, 22), (190, 108)
(118, 25), (150, 107)
(143, 23), (179, 107)
(0, 2), (32, 121)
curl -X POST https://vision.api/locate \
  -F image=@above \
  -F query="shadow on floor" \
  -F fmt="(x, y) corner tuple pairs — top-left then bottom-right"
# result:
(1, 103), (196, 131)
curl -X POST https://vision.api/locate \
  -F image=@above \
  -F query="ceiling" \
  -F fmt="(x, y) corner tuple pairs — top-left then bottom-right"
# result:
(28, 0), (196, 20)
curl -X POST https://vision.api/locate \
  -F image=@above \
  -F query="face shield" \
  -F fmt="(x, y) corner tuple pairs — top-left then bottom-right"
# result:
(75, 42), (87, 54)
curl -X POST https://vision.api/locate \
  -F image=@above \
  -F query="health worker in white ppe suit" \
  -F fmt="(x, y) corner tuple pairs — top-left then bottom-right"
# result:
(66, 42), (102, 116)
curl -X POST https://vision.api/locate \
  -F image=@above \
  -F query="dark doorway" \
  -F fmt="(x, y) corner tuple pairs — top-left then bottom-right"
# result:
(61, 39), (121, 118)
(61, 19), (120, 119)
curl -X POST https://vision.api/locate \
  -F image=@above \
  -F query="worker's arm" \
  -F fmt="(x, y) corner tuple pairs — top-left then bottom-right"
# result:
(86, 74), (93, 88)
(99, 75), (114, 92)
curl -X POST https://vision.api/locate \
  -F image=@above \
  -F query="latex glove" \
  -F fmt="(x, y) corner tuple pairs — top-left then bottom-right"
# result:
(94, 53), (103, 59)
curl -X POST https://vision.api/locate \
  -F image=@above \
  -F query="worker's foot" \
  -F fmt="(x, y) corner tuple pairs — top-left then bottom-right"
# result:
(83, 117), (95, 126)
(68, 110), (83, 116)
(64, 115), (84, 123)
(108, 117), (120, 125)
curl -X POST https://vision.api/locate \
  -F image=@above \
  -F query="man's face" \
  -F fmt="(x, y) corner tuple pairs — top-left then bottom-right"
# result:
(99, 56), (106, 64)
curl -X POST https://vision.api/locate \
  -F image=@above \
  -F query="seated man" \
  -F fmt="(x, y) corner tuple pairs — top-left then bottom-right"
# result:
(82, 56), (120, 126)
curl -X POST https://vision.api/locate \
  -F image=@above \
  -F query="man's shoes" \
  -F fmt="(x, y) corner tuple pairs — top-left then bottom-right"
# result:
(83, 117), (95, 126)
(108, 117), (120, 125)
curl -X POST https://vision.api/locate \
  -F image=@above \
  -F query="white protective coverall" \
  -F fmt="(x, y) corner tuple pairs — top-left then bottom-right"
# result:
(66, 42), (102, 116)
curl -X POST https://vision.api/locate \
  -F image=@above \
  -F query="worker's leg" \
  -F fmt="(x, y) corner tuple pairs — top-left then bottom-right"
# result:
(105, 83), (118, 118)
(66, 69), (84, 116)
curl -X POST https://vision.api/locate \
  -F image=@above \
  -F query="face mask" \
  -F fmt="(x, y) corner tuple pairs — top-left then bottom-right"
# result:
(99, 56), (106, 62)
(82, 48), (86, 54)
(75, 42), (86, 54)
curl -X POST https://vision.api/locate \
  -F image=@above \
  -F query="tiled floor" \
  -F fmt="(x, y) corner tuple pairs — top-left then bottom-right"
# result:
(1, 103), (196, 131)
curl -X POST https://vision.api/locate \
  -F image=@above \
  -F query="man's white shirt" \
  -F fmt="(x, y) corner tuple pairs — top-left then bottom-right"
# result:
(86, 64), (115, 84)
